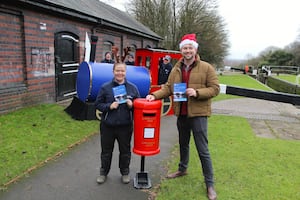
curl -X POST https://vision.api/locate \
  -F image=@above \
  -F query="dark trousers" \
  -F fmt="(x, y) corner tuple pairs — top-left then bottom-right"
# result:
(177, 115), (214, 187)
(99, 123), (133, 176)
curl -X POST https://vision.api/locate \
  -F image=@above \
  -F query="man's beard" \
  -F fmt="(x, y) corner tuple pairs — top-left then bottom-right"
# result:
(184, 54), (194, 61)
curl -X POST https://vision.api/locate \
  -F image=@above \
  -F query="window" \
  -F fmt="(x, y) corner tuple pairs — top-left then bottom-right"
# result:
(103, 41), (113, 59)
(145, 56), (151, 69)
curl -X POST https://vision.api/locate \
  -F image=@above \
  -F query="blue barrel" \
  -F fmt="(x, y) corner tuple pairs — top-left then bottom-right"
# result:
(76, 62), (151, 102)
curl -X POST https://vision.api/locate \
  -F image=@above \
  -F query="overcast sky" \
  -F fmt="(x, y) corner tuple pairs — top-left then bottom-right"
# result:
(101, 0), (300, 60)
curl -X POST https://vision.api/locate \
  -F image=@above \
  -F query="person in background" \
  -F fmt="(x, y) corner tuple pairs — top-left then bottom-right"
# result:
(101, 51), (115, 63)
(158, 55), (172, 85)
(95, 62), (140, 184)
(125, 54), (135, 65)
(146, 33), (219, 200)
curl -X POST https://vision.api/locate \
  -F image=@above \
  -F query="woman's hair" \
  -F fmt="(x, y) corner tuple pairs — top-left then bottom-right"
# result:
(113, 62), (126, 70)
(104, 52), (111, 57)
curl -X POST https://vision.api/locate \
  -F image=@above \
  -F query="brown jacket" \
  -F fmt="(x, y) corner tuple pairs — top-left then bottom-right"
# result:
(152, 55), (219, 117)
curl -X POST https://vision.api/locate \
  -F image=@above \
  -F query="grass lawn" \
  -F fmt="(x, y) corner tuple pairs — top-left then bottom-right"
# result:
(218, 74), (273, 91)
(155, 74), (299, 199)
(0, 104), (99, 189)
(215, 74), (273, 102)
(273, 74), (299, 84)
(155, 115), (300, 199)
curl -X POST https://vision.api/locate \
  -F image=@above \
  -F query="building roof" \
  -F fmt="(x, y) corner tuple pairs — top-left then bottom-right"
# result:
(17, 0), (162, 41)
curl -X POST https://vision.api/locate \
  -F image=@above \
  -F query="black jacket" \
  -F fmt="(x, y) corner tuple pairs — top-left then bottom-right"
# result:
(100, 59), (115, 64)
(95, 79), (140, 126)
(158, 62), (172, 84)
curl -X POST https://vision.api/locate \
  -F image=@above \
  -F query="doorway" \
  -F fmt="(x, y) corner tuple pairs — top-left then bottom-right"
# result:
(54, 32), (79, 101)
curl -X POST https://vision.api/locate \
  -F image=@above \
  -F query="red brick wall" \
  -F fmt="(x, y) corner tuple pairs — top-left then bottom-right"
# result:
(0, 4), (157, 115)
(0, 9), (25, 86)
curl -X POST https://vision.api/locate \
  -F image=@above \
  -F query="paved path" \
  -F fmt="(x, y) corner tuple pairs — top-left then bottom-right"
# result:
(1, 97), (299, 200)
(212, 98), (300, 140)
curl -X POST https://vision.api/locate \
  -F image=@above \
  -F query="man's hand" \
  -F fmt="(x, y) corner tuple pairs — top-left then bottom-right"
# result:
(146, 94), (155, 101)
(186, 88), (197, 97)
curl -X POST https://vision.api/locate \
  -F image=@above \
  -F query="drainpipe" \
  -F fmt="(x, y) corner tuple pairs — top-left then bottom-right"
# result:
(90, 35), (98, 62)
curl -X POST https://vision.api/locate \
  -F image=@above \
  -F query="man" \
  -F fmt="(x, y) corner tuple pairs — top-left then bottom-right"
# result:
(146, 33), (219, 200)
(125, 54), (135, 65)
(158, 55), (172, 85)
(95, 62), (140, 184)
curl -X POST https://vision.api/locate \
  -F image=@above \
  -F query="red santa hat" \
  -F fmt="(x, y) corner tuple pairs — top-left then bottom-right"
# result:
(179, 33), (199, 49)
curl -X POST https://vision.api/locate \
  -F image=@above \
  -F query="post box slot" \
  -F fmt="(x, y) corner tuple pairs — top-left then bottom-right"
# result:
(143, 112), (156, 117)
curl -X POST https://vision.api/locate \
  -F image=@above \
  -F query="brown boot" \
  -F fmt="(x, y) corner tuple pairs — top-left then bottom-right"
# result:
(166, 170), (187, 179)
(207, 186), (217, 200)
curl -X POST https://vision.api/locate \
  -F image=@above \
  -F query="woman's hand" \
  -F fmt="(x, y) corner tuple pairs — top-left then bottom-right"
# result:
(126, 99), (133, 108)
(110, 101), (119, 109)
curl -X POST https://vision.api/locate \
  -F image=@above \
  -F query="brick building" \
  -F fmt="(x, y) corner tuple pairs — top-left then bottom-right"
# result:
(0, 0), (161, 114)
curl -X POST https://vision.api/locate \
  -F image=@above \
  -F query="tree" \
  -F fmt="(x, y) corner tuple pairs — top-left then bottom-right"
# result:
(172, 0), (229, 65)
(267, 50), (294, 66)
(127, 0), (173, 48)
(252, 48), (294, 67)
(285, 41), (300, 66)
(127, 0), (229, 66)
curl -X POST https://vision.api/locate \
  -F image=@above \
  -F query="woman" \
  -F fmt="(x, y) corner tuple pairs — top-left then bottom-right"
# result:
(101, 52), (115, 63)
(94, 62), (140, 184)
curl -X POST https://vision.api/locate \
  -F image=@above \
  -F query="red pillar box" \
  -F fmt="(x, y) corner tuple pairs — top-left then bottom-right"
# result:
(133, 98), (162, 156)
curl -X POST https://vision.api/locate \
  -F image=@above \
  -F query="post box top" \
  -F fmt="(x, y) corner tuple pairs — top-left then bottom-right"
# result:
(133, 98), (162, 109)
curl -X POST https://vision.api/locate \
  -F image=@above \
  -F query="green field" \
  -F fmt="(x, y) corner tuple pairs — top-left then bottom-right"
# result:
(155, 115), (300, 199)
(214, 74), (273, 102)
(155, 74), (299, 199)
(274, 74), (299, 84)
(0, 104), (99, 188)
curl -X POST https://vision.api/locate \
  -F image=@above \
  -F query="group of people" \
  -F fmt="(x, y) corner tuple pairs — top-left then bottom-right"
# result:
(94, 33), (219, 200)
(101, 49), (173, 85)
(101, 51), (135, 65)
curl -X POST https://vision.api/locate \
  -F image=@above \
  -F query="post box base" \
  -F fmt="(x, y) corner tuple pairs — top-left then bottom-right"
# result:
(133, 172), (151, 189)
(133, 149), (160, 156)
